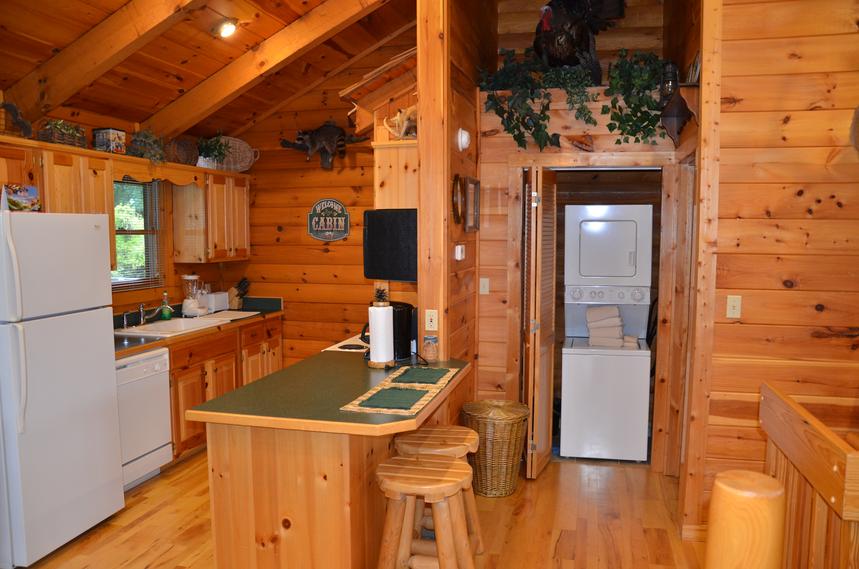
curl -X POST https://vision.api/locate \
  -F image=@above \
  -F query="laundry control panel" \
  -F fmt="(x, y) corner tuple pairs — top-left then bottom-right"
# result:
(564, 285), (651, 305)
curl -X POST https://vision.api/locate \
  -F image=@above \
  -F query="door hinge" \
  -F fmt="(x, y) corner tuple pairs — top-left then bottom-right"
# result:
(528, 442), (537, 453)
(530, 319), (540, 333)
(531, 191), (541, 208)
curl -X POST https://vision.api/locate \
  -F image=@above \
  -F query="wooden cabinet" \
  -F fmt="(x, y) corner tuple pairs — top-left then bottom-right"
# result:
(42, 150), (117, 268)
(204, 352), (237, 401)
(240, 319), (283, 385)
(0, 145), (42, 191)
(171, 363), (207, 456)
(168, 315), (281, 457)
(172, 173), (250, 263)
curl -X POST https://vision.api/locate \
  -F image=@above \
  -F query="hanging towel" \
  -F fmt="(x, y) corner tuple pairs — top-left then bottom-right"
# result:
(587, 316), (622, 329)
(589, 326), (623, 338)
(588, 337), (624, 348)
(586, 305), (620, 323)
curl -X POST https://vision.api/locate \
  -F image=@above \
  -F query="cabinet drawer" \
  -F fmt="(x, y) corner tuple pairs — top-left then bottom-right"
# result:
(171, 330), (237, 370)
(240, 322), (266, 347)
(264, 319), (282, 341)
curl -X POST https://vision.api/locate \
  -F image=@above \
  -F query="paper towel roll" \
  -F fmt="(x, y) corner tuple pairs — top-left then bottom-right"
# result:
(368, 305), (394, 365)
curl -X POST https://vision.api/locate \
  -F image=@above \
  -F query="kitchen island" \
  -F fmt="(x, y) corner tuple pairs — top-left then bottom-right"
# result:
(186, 351), (468, 569)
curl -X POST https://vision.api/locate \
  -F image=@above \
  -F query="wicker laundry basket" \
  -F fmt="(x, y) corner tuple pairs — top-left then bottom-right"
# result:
(461, 400), (529, 497)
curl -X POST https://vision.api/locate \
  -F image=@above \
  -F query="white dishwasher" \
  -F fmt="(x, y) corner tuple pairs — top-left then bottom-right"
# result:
(115, 348), (172, 490)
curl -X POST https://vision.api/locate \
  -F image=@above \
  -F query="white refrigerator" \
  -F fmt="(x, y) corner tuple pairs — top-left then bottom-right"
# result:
(0, 211), (124, 567)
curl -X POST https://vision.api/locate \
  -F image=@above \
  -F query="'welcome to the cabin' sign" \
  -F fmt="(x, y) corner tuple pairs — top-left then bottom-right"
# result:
(308, 199), (350, 242)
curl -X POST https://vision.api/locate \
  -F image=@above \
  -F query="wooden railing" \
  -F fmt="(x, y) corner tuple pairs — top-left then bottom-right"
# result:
(759, 383), (859, 568)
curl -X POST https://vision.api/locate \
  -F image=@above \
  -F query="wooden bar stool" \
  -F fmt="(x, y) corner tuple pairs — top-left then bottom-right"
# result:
(394, 426), (484, 555)
(376, 455), (475, 569)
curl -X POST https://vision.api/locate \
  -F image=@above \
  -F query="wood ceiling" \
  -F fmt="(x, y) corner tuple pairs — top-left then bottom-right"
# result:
(0, 0), (416, 137)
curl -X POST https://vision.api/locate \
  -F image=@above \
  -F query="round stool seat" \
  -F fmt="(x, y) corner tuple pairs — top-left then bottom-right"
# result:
(377, 455), (472, 503)
(395, 426), (479, 459)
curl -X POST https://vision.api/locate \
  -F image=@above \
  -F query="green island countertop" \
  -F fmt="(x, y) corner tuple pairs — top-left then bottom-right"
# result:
(186, 351), (468, 436)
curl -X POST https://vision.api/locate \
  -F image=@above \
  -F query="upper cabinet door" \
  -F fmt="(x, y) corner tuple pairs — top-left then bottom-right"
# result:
(206, 174), (229, 261)
(0, 146), (42, 191)
(42, 151), (84, 213)
(82, 157), (116, 269)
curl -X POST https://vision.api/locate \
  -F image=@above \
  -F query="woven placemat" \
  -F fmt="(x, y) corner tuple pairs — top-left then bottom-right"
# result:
(341, 366), (458, 415)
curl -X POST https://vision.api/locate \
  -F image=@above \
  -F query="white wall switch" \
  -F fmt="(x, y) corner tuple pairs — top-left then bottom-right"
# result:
(425, 309), (439, 331)
(726, 295), (742, 319)
(454, 244), (466, 261)
(479, 277), (490, 295)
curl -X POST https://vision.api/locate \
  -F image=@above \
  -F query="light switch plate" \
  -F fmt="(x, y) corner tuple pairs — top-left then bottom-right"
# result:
(479, 277), (490, 295)
(726, 295), (742, 319)
(425, 309), (439, 331)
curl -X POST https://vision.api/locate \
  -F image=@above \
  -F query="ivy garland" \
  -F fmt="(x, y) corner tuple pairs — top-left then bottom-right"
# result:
(480, 49), (597, 151)
(480, 48), (668, 150)
(603, 49), (666, 145)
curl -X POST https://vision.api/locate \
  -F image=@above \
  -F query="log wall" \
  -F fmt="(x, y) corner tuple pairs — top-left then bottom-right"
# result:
(244, 32), (417, 368)
(683, 0), (859, 530)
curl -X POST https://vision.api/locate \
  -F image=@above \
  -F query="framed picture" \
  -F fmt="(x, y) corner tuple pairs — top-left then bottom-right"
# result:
(464, 177), (480, 232)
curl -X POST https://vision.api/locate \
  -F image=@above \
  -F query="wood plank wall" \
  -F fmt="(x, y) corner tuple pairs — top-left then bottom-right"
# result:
(243, 33), (417, 368)
(497, 0), (664, 79)
(663, 0), (701, 75)
(688, 0), (859, 527)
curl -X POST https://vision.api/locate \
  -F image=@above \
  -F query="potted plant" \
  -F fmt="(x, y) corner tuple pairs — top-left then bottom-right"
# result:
(197, 135), (230, 169)
(126, 129), (165, 163)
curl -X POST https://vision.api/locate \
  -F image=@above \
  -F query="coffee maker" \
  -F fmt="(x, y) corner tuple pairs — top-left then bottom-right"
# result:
(361, 301), (415, 362)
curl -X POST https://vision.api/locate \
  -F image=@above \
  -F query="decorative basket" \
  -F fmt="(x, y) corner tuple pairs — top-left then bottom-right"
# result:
(461, 400), (530, 497)
(220, 136), (260, 172)
(165, 138), (199, 165)
(36, 121), (87, 148)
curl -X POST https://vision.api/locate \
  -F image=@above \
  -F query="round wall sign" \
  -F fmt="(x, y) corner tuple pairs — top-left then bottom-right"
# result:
(308, 199), (350, 242)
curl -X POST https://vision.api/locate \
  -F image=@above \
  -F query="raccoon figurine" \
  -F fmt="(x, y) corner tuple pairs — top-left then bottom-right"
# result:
(280, 121), (367, 170)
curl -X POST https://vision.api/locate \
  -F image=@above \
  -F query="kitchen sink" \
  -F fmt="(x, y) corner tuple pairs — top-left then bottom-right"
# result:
(114, 317), (230, 338)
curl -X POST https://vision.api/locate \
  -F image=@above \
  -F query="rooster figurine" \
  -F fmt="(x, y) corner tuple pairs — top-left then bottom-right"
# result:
(533, 0), (618, 84)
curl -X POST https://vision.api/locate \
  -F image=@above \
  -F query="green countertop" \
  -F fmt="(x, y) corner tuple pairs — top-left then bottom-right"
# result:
(186, 352), (467, 436)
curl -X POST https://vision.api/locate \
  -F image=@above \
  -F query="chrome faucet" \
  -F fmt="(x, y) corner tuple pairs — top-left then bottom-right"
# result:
(138, 303), (168, 325)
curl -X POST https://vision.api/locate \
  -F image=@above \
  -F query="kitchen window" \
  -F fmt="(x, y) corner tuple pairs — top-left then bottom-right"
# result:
(111, 180), (164, 292)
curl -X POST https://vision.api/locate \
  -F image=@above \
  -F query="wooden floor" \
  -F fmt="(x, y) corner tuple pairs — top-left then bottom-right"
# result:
(33, 453), (704, 569)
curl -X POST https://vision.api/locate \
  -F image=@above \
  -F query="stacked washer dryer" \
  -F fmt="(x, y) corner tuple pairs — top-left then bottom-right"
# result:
(560, 204), (653, 461)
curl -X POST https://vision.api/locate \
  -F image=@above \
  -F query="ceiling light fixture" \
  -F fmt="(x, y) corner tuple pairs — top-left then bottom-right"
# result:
(217, 19), (238, 38)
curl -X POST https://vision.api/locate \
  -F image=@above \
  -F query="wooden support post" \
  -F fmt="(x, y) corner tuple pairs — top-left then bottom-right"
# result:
(416, 0), (450, 361)
(705, 470), (785, 569)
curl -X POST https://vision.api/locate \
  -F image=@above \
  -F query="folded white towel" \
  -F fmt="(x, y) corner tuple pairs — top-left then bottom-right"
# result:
(588, 316), (622, 329)
(588, 337), (623, 348)
(587, 305), (620, 323)
(589, 326), (623, 338)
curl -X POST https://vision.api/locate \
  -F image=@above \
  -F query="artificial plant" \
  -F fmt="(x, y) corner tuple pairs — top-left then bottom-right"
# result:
(480, 49), (597, 151)
(601, 49), (666, 145)
(126, 129), (165, 163)
(197, 134), (230, 162)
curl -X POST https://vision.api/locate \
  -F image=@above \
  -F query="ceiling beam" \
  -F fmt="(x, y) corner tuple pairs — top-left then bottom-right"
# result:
(144, 0), (391, 139)
(4, 0), (204, 122)
(229, 20), (415, 137)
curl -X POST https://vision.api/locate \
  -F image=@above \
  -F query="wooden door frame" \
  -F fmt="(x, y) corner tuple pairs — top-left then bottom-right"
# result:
(506, 152), (697, 478)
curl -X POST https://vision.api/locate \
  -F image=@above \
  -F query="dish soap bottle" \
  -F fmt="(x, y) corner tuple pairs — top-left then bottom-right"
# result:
(160, 291), (173, 320)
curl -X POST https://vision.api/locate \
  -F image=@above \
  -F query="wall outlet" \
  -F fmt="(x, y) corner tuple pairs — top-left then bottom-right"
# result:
(726, 295), (742, 319)
(425, 309), (439, 331)
(479, 277), (490, 295)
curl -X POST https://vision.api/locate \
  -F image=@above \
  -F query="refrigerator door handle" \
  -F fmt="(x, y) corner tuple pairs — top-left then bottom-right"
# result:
(2, 211), (24, 322)
(11, 323), (27, 434)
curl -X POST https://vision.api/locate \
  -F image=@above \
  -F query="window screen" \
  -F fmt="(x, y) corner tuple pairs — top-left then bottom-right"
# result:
(111, 180), (164, 292)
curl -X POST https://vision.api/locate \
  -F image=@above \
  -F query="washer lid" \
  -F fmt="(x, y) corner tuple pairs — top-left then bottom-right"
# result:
(561, 337), (650, 356)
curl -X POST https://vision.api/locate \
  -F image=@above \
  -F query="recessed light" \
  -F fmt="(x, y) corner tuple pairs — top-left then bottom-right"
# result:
(218, 19), (237, 38)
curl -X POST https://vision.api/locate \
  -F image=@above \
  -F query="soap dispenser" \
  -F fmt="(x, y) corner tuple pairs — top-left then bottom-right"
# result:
(160, 291), (173, 320)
